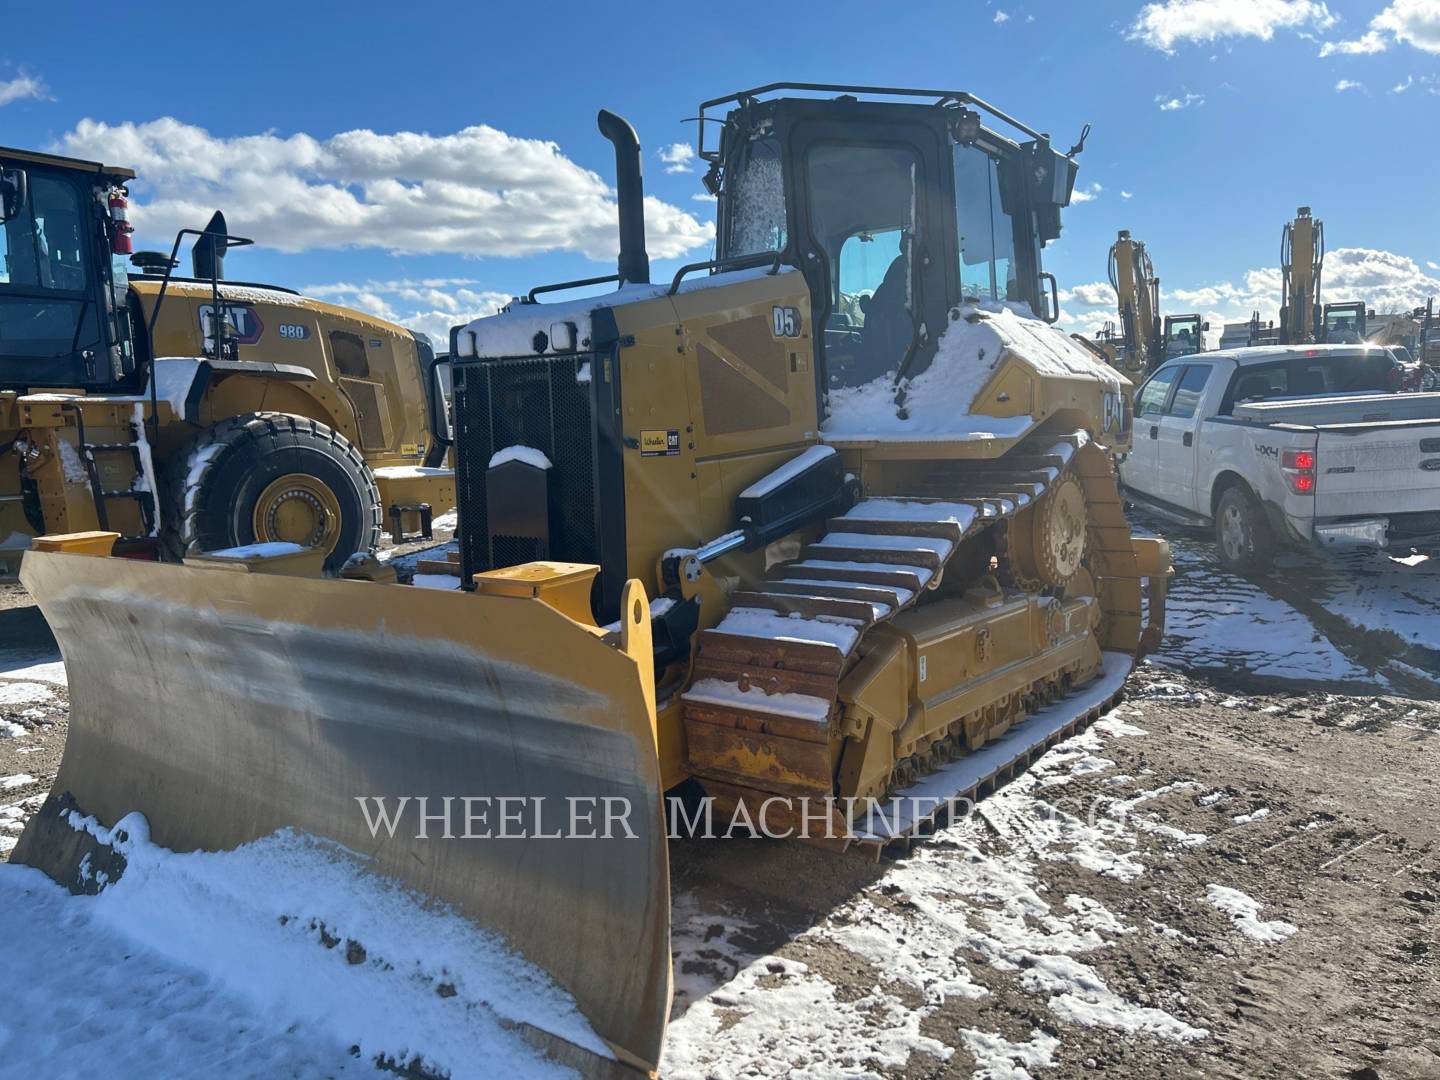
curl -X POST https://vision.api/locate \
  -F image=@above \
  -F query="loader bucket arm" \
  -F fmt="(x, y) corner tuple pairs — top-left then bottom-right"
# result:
(14, 551), (671, 1076)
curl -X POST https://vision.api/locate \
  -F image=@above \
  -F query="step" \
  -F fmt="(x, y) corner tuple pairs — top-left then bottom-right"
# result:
(728, 589), (879, 627)
(785, 559), (933, 592)
(803, 532), (953, 570)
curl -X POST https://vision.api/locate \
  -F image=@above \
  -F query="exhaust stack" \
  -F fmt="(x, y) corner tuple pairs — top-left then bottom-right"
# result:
(596, 109), (650, 286)
(192, 210), (228, 281)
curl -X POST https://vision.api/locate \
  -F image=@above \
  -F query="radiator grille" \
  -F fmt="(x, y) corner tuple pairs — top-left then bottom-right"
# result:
(453, 354), (597, 584)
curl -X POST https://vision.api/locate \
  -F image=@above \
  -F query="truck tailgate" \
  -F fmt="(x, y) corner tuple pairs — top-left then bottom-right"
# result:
(1315, 421), (1440, 516)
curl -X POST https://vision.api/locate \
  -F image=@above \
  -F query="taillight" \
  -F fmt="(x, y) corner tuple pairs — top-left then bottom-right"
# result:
(108, 189), (134, 255)
(1281, 448), (1316, 494)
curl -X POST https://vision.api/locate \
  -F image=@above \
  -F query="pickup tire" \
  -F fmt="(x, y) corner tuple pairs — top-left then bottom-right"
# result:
(1214, 484), (1273, 573)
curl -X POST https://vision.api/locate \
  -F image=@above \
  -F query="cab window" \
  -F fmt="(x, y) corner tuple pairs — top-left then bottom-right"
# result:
(806, 142), (920, 388)
(953, 144), (1017, 302)
(1137, 366), (1179, 417)
(1166, 364), (1212, 419)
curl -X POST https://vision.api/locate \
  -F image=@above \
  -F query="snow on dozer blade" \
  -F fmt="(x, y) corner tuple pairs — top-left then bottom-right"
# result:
(14, 550), (671, 1078)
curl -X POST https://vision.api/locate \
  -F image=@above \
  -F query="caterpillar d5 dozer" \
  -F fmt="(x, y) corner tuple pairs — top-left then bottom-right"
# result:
(15, 85), (1168, 1076)
(0, 144), (454, 578)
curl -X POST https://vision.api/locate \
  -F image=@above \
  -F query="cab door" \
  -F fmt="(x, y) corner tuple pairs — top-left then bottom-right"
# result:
(1120, 364), (1180, 499)
(1152, 362), (1214, 510)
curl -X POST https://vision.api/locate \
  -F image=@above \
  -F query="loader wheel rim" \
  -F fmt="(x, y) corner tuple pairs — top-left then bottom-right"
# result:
(253, 473), (343, 553)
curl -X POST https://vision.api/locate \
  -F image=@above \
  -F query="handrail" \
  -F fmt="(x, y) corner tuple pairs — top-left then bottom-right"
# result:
(525, 274), (622, 304)
(668, 251), (782, 296)
(696, 82), (1047, 159)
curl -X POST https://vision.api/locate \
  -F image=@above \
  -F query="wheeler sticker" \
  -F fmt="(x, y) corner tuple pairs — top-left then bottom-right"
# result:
(198, 303), (263, 345)
(640, 429), (681, 457)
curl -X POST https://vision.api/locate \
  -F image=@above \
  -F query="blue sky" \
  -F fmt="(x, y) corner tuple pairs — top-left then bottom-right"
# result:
(4, 0), (1438, 343)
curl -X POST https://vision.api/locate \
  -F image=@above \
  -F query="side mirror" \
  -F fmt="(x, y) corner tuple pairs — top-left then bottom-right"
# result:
(1202, 322), (1211, 332)
(431, 359), (454, 442)
(0, 167), (28, 223)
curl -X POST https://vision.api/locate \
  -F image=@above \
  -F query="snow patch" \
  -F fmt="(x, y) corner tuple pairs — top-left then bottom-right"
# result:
(489, 445), (553, 470)
(823, 301), (1119, 444)
(715, 607), (860, 652)
(738, 445), (836, 499)
(959, 1027), (1060, 1080)
(205, 541), (305, 559)
(0, 682), (53, 707)
(411, 573), (461, 591)
(1205, 884), (1298, 943)
(1, 774), (36, 791)
(0, 812), (602, 1077)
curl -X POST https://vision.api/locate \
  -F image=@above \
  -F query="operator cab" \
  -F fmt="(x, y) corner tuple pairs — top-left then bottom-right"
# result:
(701, 85), (1083, 397)
(1321, 301), (1370, 344)
(1162, 313), (1207, 360)
(0, 146), (139, 392)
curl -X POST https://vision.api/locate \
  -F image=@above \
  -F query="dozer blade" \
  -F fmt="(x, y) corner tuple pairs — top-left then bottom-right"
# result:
(14, 550), (670, 1077)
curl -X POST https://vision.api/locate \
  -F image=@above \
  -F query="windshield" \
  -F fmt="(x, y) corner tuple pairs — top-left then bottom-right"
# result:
(953, 144), (1017, 303)
(727, 136), (787, 257)
(0, 172), (99, 364)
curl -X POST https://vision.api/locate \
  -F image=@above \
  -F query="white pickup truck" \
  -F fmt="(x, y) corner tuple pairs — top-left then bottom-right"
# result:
(1118, 344), (1440, 569)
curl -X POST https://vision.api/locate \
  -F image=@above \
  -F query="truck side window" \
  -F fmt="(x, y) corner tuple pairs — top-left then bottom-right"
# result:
(1136, 367), (1179, 417)
(1166, 365), (1211, 419)
(1221, 363), (1287, 413)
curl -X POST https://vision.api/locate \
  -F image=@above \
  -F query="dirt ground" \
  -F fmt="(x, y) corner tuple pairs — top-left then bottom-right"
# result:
(1, 519), (1438, 1079)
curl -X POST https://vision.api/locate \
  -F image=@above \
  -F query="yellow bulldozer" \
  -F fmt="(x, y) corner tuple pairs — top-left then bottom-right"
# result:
(13, 85), (1169, 1076)
(0, 144), (455, 576)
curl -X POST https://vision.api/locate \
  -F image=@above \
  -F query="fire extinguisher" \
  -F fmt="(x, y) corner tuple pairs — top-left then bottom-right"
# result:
(109, 189), (134, 255)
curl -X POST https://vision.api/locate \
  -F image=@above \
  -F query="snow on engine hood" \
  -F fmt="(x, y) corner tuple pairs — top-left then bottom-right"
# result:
(451, 265), (786, 359)
(823, 301), (1123, 443)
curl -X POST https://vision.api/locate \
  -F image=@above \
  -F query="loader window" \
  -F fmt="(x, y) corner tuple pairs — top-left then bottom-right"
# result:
(953, 144), (1017, 303)
(806, 143), (920, 387)
(0, 173), (100, 364)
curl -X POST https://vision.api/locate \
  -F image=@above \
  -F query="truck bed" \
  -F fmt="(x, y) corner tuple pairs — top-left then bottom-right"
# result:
(1232, 391), (1440, 427)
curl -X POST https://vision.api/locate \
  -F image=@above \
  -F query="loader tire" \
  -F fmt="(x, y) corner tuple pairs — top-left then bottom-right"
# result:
(1214, 484), (1272, 573)
(162, 412), (382, 573)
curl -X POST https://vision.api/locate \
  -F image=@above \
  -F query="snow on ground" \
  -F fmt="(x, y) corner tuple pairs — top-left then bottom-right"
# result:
(1152, 533), (1373, 685)
(0, 681), (53, 707)
(1277, 548), (1439, 655)
(0, 813), (597, 1078)
(662, 702), (1238, 1078)
(0, 650), (67, 687)
(1203, 885), (1298, 944)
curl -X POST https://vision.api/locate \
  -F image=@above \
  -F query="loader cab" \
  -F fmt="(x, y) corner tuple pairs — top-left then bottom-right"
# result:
(703, 86), (1080, 399)
(0, 147), (139, 393)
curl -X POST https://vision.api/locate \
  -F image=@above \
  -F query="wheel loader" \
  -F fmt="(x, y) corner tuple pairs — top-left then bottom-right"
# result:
(13, 85), (1169, 1078)
(0, 144), (455, 577)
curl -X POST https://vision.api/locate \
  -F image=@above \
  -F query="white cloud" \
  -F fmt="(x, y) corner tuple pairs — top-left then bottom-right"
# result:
(1128, 0), (1335, 52)
(691, 192), (717, 202)
(994, 9), (1010, 23)
(1156, 91), (1206, 110)
(303, 278), (513, 346)
(1121, 190), (1135, 199)
(1335, 78), (1366, 91)
(1391, 74), (1415, 91)
(1319, 29), (1388, 54)
(1070, 182), (1103, 203)
(1060, 281), (1119, 307)
(1063, 247), (1439, 343)
(657, 142), (696, 174)
(1321, 0), (1440, 55)
(0, 73), (48, 107)
(54, 117), (713, 263)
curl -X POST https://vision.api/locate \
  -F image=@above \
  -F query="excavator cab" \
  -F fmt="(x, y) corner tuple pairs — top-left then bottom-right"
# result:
(1322, 301), (1369, 343)
(701, 84), (1083, 392)
(1162, 313), (1207, 358)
